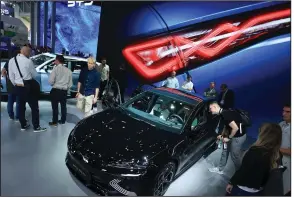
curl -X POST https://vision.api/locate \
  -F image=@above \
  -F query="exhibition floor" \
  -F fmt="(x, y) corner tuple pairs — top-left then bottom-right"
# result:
(1, 98), (253, 196)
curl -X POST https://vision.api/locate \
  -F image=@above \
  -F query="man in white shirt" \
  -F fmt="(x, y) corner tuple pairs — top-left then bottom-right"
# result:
(97, 58), (110, 100)
(150, 103), (171, 120)
(8, 46), (46, 132)
(162, 71), (179, 89)
(182, 76), (194, 92)
(48, 55), (73, 126)
(279, 103), (291, 195)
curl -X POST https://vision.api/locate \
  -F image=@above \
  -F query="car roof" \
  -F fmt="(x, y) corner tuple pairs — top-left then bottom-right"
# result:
(150, 87), (213, 104)
(40, 53), (96, 62)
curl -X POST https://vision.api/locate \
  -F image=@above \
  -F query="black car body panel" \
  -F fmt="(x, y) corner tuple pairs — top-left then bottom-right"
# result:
(67, 88), (218, 195)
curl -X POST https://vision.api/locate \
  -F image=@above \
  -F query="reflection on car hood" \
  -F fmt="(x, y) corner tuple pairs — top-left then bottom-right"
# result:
(70, 108), (180, 168)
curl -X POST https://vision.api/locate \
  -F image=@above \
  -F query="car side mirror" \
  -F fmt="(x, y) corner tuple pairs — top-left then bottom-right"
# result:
(44, 66), (48, 72)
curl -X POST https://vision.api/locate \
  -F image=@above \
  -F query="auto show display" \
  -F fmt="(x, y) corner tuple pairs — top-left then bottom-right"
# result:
(0, 53), (100, 96)
(66, 88), (218, 195)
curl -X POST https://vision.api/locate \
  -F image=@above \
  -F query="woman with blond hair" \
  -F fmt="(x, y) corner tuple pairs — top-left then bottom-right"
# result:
(226, 123), (282, 196)
(76, 56), (100, 117)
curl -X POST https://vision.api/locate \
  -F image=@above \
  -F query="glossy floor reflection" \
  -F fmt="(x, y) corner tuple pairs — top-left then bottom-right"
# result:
(1, 98), (240, 196)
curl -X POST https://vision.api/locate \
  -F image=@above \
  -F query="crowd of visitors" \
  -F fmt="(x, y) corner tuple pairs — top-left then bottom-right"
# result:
(0, 44), (291, 196)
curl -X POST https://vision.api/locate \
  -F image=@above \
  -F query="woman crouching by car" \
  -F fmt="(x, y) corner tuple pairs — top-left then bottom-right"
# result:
(226, 123), (282, 196)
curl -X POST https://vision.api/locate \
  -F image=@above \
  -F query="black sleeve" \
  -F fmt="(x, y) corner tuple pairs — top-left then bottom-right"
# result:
(78, 69), (84, 83)
(230, 148), (270, 185)
(221, 110), (234, 124)
(218, 93), (222, 103)
(226, 90), (235, 108)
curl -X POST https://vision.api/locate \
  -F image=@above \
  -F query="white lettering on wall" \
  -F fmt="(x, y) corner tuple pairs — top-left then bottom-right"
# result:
(67, 1), (93, 7)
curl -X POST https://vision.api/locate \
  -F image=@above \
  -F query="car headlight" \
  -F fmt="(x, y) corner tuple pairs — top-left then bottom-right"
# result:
(107, 156), (149, 171)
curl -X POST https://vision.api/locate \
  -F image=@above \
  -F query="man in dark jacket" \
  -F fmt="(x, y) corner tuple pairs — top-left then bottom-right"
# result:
(218, 84), (235, 109)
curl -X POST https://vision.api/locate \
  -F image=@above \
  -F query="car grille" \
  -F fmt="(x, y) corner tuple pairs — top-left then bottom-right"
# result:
(66, 153), (123, 196)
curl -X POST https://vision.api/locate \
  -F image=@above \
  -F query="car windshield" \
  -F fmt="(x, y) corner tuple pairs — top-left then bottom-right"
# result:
(122, 91), (195, 134)
(1, 61), (7, 68)
(31, 54), (53, 66)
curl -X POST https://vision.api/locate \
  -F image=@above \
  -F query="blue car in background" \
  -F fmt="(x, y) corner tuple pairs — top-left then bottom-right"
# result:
(1, 53), (100, 97)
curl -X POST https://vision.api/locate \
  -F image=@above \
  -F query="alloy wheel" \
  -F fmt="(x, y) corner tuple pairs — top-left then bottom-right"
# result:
(153, 163), (175, 196)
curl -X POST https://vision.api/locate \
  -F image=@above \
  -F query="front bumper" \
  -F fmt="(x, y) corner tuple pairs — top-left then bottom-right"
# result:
(65, 152), (141, 196)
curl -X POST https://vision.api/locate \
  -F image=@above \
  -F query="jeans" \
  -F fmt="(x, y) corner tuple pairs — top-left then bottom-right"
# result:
(50, 88), (68, 123)
(219, 134), (247, 171)
(227, 186), (261, 196)
(15, 86), (40, 129)
(7, 93), (19, 119)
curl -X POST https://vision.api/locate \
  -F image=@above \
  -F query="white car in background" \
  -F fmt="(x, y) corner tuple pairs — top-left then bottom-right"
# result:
(1, 53), (100, 97)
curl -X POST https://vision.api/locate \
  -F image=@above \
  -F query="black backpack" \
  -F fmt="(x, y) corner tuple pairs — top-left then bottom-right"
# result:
(230, 108), (252, 127)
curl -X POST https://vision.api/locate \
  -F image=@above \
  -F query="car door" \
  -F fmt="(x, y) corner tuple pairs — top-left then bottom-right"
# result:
(177, 103), (216, 171)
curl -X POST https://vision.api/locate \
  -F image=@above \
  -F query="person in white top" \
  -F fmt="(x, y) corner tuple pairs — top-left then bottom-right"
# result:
(8, 46), (46, 132)
(279, 103), (291, 195)
(97, 58), (110, 100)
(150, 103), (171, 120)
(162, 71), (179, 89)
(181, 76), (194, 92)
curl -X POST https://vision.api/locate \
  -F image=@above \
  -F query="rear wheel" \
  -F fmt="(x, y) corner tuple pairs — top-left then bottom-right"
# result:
(151, 162), (176, 196)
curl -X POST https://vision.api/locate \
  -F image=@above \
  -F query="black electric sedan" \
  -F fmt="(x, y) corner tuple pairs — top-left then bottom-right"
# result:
(66, 87), (219, 196)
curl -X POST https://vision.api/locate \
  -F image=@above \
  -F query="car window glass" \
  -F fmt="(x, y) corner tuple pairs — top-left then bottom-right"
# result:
(46, 61), (55, 71)
(191, 105), (206, 130)
(31, 54), (53, 66)
(46, 60), (68, 71)
(124, 91), (194, 133)
(69, 61), (87, 72)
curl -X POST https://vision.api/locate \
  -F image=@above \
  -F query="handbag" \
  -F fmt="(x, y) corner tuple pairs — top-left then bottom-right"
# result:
(76, 94), (94, 113)
(76, 94), (85, 112)
(14, 56), (40, 96)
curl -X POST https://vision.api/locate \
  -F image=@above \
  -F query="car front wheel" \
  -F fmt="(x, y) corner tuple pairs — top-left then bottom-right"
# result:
(151, 162), (176, 196)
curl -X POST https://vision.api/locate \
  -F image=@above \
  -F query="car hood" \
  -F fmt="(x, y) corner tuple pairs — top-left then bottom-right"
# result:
(70, 108), (181, 168)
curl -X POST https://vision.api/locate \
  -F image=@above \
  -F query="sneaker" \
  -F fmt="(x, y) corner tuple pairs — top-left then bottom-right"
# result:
(93, 107), (98, 112)
(9, 117), (14, 120)
(21, 124), (30, 131)
(49, 122), (58, 127)
(58, 120), (65, 125)
(208, 167), (224, 175)
(34, 127), (47, 132)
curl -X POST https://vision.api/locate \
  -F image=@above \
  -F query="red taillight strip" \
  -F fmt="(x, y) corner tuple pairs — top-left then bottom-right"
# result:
(158, 87), (203, 102)
(123, 9), (290, 81)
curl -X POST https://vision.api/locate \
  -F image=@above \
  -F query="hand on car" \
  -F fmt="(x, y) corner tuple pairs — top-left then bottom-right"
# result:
(223, 137), (230, 143)
(226, 184), (233, 194)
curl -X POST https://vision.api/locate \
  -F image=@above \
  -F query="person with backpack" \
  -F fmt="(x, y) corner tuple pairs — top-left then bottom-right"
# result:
(1, 50), (20, 121)
(208, 101), (247, 174)
(225, 123), (283, 196)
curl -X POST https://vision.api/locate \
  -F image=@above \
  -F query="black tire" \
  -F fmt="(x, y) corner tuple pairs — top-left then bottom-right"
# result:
(150, 162), (176, 196)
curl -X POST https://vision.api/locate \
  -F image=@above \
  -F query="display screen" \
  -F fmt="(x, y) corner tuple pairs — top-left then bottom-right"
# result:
(98, 1), (291, 138)
(54, 2), (101, 56)
(39, 2), (44, 46)
(39, 2), (100, 56)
